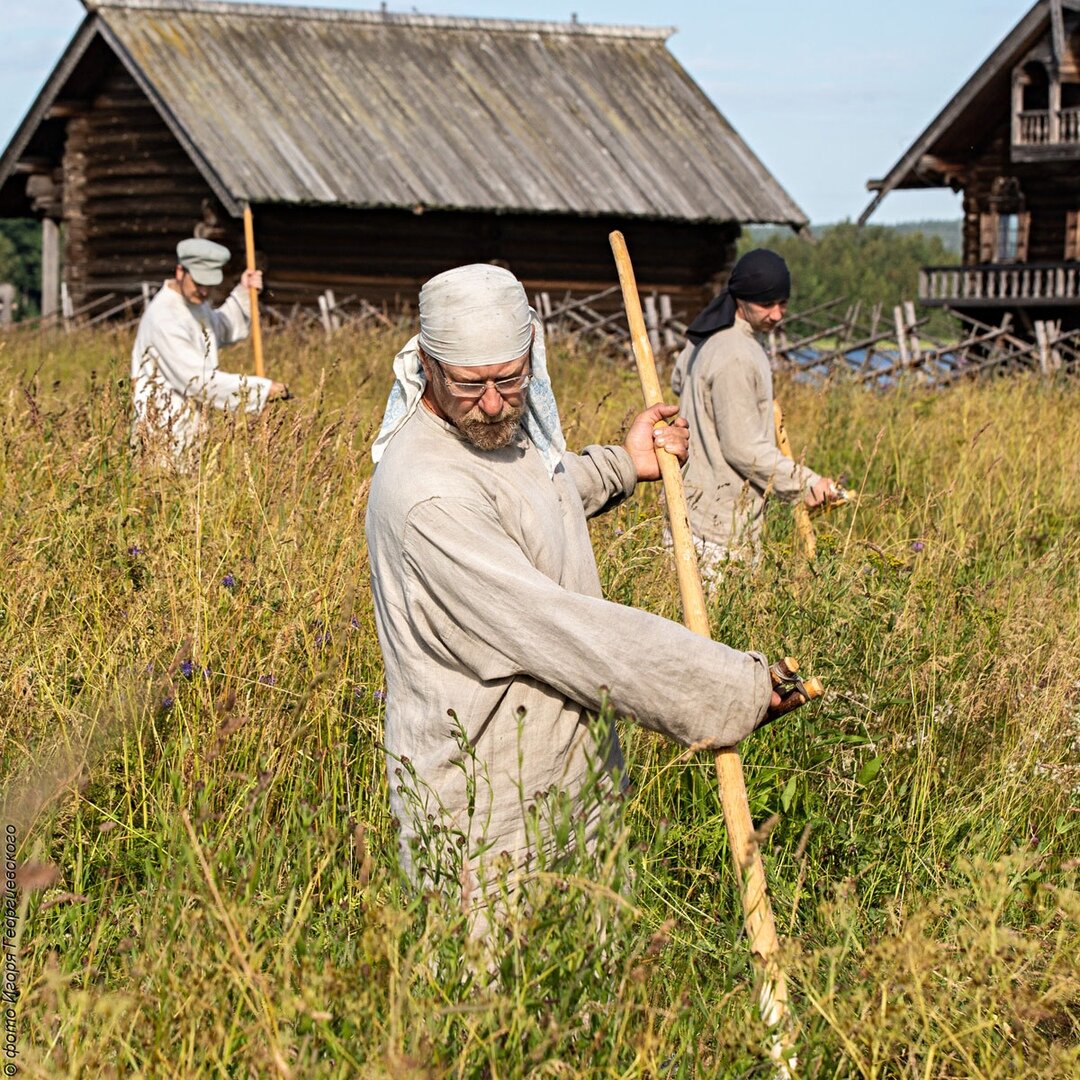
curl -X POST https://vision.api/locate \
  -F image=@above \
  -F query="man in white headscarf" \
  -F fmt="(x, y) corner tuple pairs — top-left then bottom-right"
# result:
(367, 264), (786, 906)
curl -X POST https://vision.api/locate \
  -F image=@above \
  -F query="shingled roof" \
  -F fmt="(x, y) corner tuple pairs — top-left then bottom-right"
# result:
(1, 0), (806, 226)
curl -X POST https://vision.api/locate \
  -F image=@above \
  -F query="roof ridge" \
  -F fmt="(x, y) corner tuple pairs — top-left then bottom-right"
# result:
(83, 0), (674, 40)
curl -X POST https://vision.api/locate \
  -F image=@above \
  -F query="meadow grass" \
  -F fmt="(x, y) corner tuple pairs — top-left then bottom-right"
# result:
(0, 323), (1077, 1078)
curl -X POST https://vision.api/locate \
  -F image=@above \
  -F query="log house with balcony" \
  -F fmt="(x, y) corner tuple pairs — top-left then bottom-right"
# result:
(861, 0), (1080, 334)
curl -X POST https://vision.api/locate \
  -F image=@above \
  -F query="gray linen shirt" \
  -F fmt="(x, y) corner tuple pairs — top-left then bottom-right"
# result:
(672, 316), (822, 556)
(366, 403), (773, 891)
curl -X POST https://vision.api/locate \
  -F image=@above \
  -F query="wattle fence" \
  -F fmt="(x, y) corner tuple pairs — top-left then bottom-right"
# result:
(3, 281), (1076, 386)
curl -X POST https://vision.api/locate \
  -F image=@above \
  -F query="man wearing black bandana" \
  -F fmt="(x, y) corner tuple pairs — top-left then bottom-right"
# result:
(670, 249), (836, 575)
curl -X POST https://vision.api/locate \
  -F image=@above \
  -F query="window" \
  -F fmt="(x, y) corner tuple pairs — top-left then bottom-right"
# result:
(998, 213), (1021, 262)
(980, 178), (1030, 263)
(1066, 211), (1080, 262)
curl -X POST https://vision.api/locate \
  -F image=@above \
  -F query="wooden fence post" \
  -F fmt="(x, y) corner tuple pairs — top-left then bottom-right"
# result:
(0, 283), (14, 326)
(903, 301), (921, 363)
(658, 293), (677, 349)
(61, 282), (74, 332)
(1035, 320), (1063, 374)
(317, 289), (341, 335)
(893, 305), (910, 367)
(643, 293), (661, 354)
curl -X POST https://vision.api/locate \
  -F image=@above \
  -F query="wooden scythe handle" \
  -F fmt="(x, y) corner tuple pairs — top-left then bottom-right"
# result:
(243, 204), (266, 379)
(773, 400), (816, 560)
(609, 231), (793, 1050)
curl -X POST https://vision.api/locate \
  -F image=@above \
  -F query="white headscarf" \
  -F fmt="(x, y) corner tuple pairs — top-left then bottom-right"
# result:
(372, 265), (566, 475)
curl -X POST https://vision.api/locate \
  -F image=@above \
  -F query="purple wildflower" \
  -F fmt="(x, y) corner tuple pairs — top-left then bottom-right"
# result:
(373, 689), (387, 702)
(222, 574), (236, 589)
(161, 696), (174, 711)
(128, 545), (143, 557)
(350, 615), (360, 629)
(259, 674), (276, 686)
(911, 541), (925, 553)
(315, 632), (331, 647)
(179, 659), (195, 679)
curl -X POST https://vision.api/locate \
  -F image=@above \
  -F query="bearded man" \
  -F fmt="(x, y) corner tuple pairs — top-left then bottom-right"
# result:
(671, 249), (836, 575)
(366, 264), (789, 906)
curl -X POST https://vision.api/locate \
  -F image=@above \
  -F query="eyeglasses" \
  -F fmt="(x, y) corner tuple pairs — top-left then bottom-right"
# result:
(438, 370), (531, 400)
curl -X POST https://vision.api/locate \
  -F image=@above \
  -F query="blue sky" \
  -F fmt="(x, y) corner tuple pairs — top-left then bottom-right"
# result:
(1, 0), (1027, 223)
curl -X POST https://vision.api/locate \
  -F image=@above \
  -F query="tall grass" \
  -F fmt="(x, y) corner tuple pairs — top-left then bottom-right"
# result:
(1, 324), (1077, 1078)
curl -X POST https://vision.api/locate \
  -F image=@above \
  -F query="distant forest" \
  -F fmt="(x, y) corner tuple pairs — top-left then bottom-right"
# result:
(0, 220), (42, 318)
(880, 219), (962, 254)
(740, 220), (961, 332)
(0, 217), (962, 324)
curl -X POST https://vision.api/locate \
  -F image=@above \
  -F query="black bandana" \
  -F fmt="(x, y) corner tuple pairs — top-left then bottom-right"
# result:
(686, 249), (791, 345)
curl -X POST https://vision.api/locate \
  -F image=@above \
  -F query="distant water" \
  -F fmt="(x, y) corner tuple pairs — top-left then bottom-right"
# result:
(781, 345), (971, 385)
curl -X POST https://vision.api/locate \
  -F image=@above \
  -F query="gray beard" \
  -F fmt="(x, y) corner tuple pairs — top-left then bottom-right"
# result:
(457, 405), (524, 450)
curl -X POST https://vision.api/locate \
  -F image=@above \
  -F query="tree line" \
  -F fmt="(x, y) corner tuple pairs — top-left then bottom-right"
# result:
(0, 219), (42, 318)
(740, 220), (960, 336)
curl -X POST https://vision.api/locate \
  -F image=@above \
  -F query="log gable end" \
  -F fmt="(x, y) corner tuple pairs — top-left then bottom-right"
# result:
(63, 63), (228, 303)
(865, 1), (1080, 327)
(958, 12), (1080, 269)
(1010, 11), (1080, 158)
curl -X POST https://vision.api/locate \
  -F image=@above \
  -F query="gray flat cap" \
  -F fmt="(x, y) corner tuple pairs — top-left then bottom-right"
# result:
(177, 238), (231, 286)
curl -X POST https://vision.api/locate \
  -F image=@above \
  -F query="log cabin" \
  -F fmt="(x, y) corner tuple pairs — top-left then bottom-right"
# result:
(0, 0), (806, 319)
(861, 0), (1080, 335)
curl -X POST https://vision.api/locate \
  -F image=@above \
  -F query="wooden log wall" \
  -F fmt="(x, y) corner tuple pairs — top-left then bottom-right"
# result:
(961, 124), (1080, 266)
(252, 206), (737, 311)
(1021, 170), (1080, 262)
(63, 62), (219, 305)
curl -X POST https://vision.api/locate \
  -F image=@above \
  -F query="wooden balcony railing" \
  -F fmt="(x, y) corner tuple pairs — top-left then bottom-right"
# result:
(1015, 107), (1080, 145)
(919, 263), (1080, 305)
(1062, 106), (1080, 142)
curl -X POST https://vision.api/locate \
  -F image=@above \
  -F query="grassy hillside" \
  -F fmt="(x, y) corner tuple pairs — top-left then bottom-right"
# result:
(1, 324), (1077, 1077)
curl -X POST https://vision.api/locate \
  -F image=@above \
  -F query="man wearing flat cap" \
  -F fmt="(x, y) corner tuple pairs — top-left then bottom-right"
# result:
(131, 238), (288, 459)
(671, 249), (836, 575)
(366, 263), (791, 913)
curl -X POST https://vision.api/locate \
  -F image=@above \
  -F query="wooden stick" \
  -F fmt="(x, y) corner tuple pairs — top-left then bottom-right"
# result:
(609, 231), (796, 1074)
(773, 400), (817, 561)
(243, 204), (266, 379)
